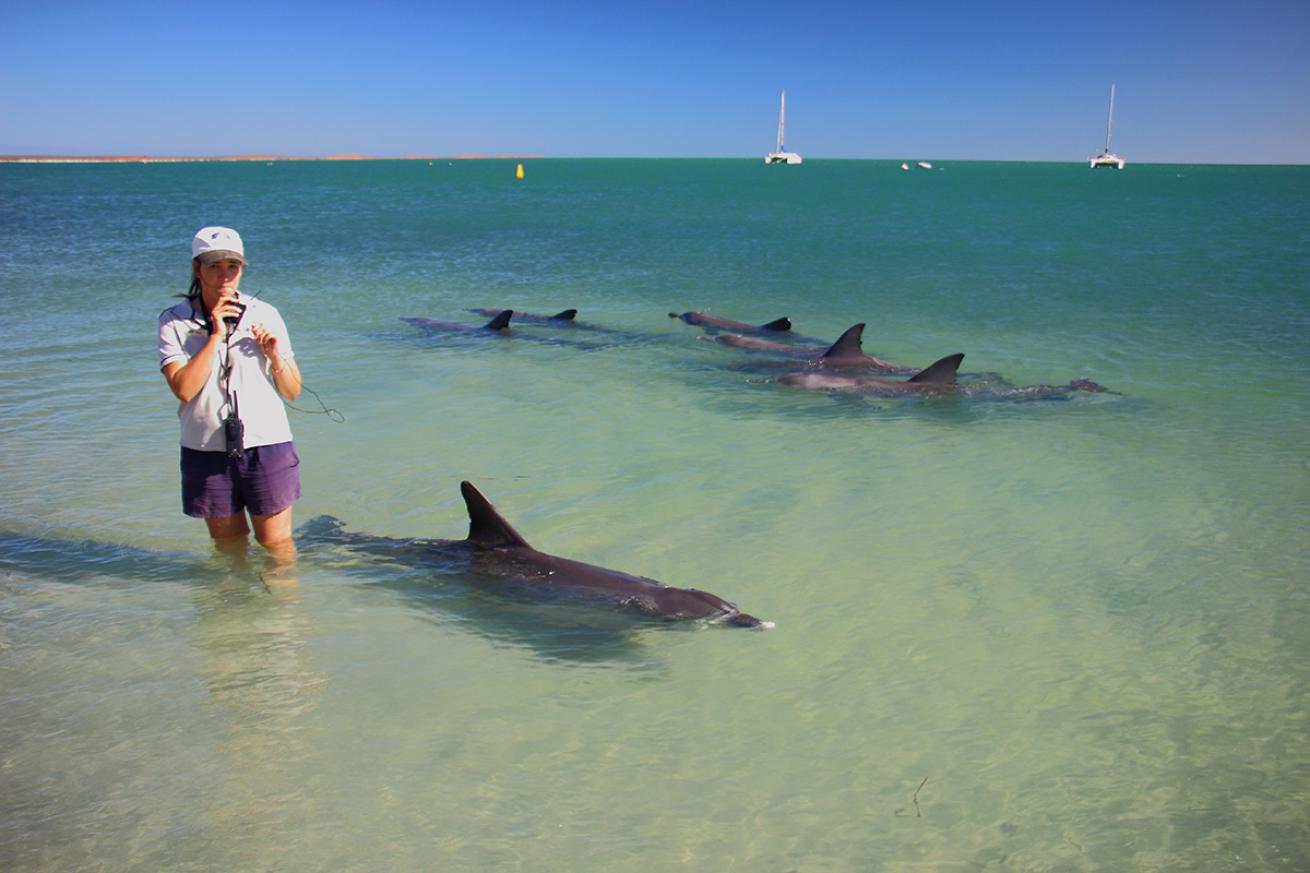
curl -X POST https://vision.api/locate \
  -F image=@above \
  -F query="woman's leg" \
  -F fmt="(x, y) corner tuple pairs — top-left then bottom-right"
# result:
(251, 506), (296, 561)
(204, 513), (251, 564)
(205, 512), (250, 539)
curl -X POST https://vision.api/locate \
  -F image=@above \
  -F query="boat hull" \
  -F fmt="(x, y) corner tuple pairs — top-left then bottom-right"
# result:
(1089, 153), (1125, 169)
(765, 152), (802, 165)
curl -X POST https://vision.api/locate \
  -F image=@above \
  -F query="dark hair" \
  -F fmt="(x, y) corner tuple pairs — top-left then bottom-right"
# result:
(176, 258), (202, 300)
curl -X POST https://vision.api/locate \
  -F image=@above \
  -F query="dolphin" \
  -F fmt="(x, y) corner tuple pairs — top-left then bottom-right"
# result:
(780, 354), (965, 394)
(705, 334), (823, 356)
(308, 482), (773, 629)
(467, 307), (578, 323)
(780, 354), (1110, 399)
(669, 311), (793, 333)
(709, 323), (915, 374)
(810, 323), (917, 374)
(402, 310), (514, 333)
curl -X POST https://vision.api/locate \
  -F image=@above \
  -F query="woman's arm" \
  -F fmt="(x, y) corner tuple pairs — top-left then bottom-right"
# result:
(162, 331), (223, 402)
(267, 353), (302, 402)
(252, 323), (301, 401)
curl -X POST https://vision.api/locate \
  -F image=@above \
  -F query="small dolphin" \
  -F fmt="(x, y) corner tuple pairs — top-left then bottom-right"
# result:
(706, 333), (822, 356)
(709, 323), (914, 374)
(781, 354), (1110, 399)
(310, 482), (772, 629)
(402, 310), (514, 333)
(780, 353), (965, 394)
(811, 323), (917, 374)
(467, 307), (578, 323)
(669, 311), (792, 333)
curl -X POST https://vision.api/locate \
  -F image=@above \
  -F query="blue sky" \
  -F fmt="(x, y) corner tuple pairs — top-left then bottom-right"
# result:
(3, 0), (1307, 163)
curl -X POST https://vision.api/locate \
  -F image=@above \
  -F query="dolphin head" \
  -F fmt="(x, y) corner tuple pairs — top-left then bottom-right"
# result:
(646, 586), (772, 628)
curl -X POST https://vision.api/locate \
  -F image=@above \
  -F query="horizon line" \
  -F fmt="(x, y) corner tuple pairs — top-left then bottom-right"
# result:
(1, 153), (1305, 167)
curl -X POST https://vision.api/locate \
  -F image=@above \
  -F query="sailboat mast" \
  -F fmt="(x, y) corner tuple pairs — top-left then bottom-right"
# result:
(777, 90), (786, 152)
(1105, 84), (1116, 153)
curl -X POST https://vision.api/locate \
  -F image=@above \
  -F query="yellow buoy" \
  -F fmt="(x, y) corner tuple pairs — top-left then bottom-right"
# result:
(515, 162), (524, 180)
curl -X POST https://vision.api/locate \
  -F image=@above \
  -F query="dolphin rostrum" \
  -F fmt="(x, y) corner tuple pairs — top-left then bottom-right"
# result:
(669, 311), (793, 333)
(402, 310), (514, 333)
(311, 482), (773, 629)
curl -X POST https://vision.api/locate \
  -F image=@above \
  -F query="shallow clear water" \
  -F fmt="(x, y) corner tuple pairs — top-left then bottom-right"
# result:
(2, 159), (1308, 871)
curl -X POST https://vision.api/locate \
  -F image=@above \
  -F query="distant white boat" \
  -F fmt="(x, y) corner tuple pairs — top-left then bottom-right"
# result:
(900, 162), (910, 170)
(764, 91), (802, 165)
(1089, 84), (1126, 169)
(916, 161), (933, 170)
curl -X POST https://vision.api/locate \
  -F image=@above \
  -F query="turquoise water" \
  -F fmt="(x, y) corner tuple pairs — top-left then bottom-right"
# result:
(2, 159), (1308, 871)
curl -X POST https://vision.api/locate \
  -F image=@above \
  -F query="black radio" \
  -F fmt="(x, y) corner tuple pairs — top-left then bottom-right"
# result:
(223, 301), (248, 327)
(223, 414), (245, 458)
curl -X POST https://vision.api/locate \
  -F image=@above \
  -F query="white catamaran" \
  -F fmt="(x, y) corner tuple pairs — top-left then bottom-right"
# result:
(764, 90), (802, 165)
(1089, 84), (1125, 169)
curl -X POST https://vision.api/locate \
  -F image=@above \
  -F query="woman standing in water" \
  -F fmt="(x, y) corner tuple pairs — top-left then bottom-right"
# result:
(157, 227), (303, 555)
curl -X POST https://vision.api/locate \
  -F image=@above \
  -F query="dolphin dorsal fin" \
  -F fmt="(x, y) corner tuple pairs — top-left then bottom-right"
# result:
(461, 481), (532, 548)
(908, 353), (965, 384)
(820, 323), (866, 360)
(761, 317), (792, 332)
(485, 310), (513, 330)
(552, 309), (578, 321)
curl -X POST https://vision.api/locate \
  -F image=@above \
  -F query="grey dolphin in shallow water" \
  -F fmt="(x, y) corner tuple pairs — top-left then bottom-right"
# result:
(467, 307), (577, 323)
(810, 323), (917, 374)
(309, 482), (773, 629)
(402, 310), (514, 333)
(709, 324), (913, 373)
(780, 353), (964, 394)
(669, 311), (792, 333)
(780, 353), (1110, 399)
(708, 333), (820, 355)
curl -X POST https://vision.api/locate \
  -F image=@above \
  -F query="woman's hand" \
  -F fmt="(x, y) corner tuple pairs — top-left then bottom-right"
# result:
(210, 293), (244, 339)
(251, 323), (280, 359)
(252, 323), (302, 401)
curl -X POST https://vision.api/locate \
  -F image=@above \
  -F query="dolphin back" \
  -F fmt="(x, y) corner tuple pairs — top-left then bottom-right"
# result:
(908, 353), (965, 384)
(760, 317), (792, 332)
(461, 481), (533, 548)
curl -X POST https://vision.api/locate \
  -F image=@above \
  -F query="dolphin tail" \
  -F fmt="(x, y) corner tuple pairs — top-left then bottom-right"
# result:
(552, 309), (578, 321)
(1069, 377), (1110, 393)
(820, 323), (866, 359)
(485, 310), (514, 330)
(460, 481), (533, 549)
(724, 612), (774, 629)
(297, 514), (347, 546)
(761, 317), (792, 332)
(908, 353), (965, 384)
(300, 514), (346, 535)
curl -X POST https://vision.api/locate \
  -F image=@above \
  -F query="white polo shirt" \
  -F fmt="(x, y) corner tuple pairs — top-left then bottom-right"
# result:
(158, 295), (296, 452)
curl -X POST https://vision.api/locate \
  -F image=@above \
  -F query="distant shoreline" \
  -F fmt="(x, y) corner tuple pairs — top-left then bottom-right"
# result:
(0, 154), (543, 164)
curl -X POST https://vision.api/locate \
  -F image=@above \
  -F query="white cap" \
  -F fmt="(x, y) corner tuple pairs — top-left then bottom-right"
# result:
(191, 226), (246, 264)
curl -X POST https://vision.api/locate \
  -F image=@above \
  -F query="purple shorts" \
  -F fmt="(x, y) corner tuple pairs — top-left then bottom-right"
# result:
(181, 442), (302, 519)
